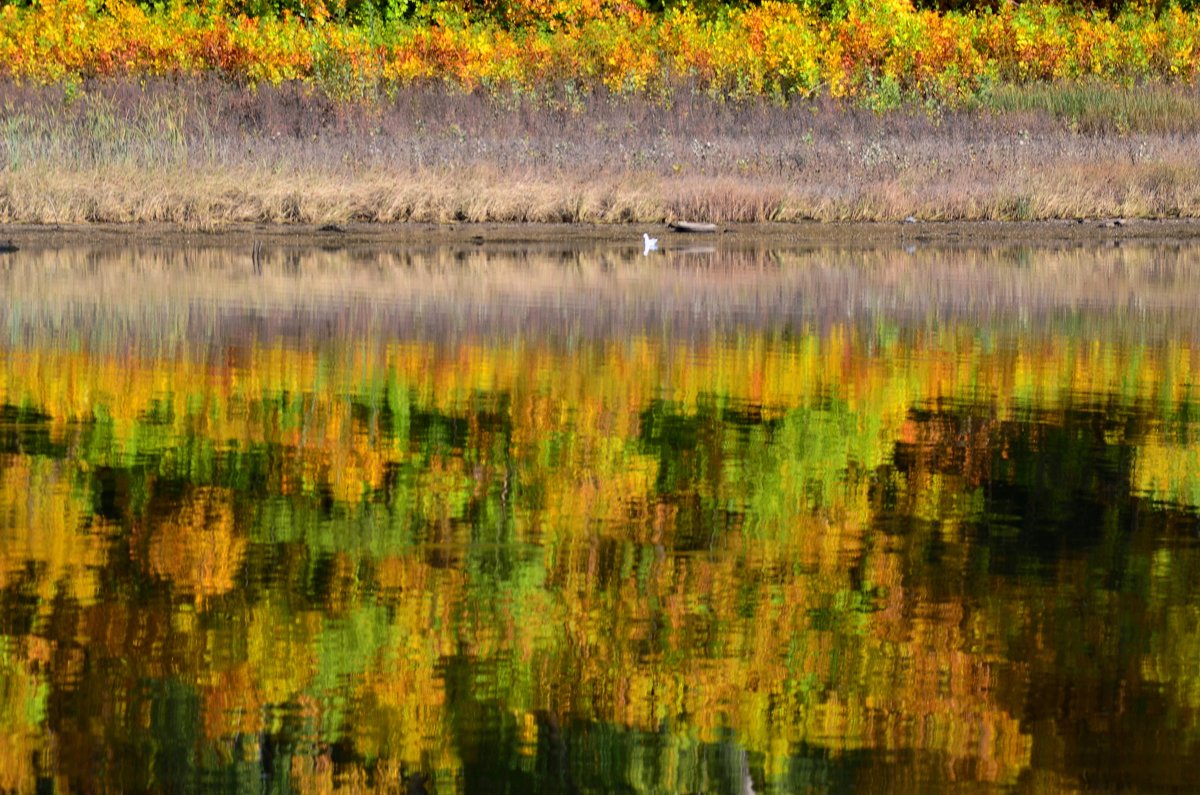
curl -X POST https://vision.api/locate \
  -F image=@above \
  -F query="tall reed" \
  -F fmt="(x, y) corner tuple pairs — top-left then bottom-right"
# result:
(2, 78), (1200, 225)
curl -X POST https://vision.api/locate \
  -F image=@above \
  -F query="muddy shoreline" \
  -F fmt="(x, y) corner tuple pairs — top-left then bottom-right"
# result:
(6, 218), (1200, 251)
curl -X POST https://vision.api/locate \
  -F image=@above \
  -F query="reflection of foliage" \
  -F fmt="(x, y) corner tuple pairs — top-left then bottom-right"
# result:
(0, 638), (46, 793)
(141, 487), (247, 608)
(1134, 438), (1200, 508)
(1, 328), (1200, 789)
(0, 453), (112, 611)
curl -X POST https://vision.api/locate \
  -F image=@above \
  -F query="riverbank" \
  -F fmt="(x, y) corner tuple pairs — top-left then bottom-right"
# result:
(3, 78), (1200, 229)
(7, 218), (1200, 253)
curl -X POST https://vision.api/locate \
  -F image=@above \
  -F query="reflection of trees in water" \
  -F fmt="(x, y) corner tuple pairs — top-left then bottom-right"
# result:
(876, 396), (1200, 791)
(3, 271), (1200, 790)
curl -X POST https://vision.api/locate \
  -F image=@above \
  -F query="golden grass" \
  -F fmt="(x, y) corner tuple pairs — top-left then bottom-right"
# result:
(5, 160), (1200, 227)
(3, 78), (1200, 226)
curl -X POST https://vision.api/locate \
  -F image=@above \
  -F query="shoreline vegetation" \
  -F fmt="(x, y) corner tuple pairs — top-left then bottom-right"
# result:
(1, 0), (1200, 227)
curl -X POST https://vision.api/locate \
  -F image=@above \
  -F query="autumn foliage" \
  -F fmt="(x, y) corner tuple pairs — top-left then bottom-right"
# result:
(0, 0), (1198, 102)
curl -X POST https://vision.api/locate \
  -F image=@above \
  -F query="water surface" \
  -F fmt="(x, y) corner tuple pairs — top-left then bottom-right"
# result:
(2, 238), (1200, 793)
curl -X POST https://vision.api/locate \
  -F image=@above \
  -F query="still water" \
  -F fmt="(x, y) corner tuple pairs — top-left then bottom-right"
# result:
(2, 237), (1200, 793)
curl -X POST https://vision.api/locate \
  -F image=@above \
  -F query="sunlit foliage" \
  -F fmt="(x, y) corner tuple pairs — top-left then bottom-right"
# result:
(0, 0), (1198, 102)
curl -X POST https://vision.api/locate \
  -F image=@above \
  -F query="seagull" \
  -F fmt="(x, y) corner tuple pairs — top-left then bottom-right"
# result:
(643, 232), (658, 256)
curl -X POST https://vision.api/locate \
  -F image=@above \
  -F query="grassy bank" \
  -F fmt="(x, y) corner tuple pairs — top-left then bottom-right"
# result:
(3, 0), (1200, 227)
(2, 77), (1200, 226)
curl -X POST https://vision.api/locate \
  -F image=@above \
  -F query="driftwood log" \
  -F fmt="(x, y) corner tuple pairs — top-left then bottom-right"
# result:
(668, 221), (718, 233)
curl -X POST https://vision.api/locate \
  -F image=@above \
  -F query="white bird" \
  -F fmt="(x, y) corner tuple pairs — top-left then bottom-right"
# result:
(643, 232), (658, 256)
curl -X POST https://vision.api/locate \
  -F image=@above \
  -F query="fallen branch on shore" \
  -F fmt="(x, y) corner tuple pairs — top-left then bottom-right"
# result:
(669, 221), (718, 233)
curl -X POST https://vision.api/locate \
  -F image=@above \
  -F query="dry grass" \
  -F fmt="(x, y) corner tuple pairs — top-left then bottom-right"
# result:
(977, 80), (1200, 136)
(3, 77), (1200, 226)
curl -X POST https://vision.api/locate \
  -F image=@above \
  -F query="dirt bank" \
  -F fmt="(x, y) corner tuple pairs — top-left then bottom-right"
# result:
(6, 218), (1200, 253)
